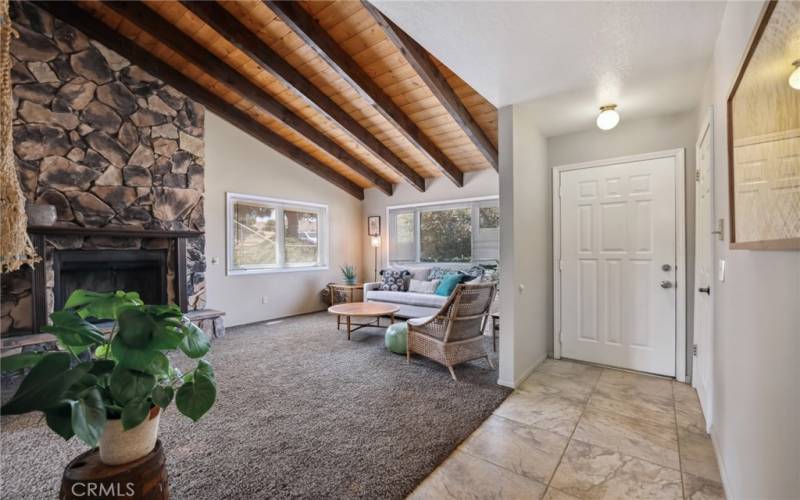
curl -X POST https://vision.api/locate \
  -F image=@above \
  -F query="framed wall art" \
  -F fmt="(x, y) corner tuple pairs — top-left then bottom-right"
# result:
(367, 216), (381, 237)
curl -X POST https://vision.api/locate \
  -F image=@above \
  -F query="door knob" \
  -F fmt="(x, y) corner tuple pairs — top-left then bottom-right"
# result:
(660, 281), (673, 289)
(698, 287), (711, 295)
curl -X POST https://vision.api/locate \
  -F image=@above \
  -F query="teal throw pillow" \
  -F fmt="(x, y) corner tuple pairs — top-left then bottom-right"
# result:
(435, 273), (461, 296)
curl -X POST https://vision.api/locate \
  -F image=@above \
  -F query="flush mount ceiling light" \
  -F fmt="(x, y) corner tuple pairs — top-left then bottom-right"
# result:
(596, 104), (620, 130)
(790, 60), (800, 90)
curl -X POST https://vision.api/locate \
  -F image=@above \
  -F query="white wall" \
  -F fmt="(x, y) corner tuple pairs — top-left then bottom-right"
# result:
(203, 112), (363, 327)
(548, 110), (698, 167)
(547, 109), (698, 374)
(361, 168), (498, 280)
(697, 2), (800, 498)
(497, 103), (551, 387)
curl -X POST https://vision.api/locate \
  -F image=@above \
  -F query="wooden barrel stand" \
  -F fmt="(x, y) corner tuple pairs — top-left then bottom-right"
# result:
(60, 440), (168, 499)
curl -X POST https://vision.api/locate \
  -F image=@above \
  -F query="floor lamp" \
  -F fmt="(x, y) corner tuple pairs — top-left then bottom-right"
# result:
(370, 236), (381, 282)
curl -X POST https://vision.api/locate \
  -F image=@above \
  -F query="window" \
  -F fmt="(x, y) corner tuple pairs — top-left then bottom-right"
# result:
(388, 197), (499, 264)
(227, 193), (327, 274)
(479, 206), (499, 229)
(420, 207), (472, 262)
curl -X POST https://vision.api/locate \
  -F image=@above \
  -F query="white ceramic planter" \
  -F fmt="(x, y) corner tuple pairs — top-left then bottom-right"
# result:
(98, 407), (161, 465)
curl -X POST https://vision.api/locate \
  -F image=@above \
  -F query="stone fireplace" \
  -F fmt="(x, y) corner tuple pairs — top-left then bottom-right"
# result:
(1, 3), (218, 340)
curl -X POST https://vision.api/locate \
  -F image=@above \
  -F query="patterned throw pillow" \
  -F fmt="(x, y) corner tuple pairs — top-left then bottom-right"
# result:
(463, 265), (485, 280)
(426, 267), (452, 281)
(428, 266), (484, 282)
(379, 269), (411, 291)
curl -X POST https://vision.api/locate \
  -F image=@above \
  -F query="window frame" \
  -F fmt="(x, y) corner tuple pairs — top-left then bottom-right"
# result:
(226, 192), (329, 276)
(386, 195), (499, 265)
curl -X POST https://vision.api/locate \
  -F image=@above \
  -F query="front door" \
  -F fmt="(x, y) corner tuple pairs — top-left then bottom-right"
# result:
(559, 155), (678, 376)
(693, 119), (714, 428)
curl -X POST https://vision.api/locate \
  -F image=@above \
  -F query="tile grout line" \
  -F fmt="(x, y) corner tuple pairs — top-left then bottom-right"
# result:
(542, 367), (605, 493)
(672, 382), (687, 500)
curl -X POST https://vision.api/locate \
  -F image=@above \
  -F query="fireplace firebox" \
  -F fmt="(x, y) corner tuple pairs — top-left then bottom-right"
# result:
(53, 250), (168, 311)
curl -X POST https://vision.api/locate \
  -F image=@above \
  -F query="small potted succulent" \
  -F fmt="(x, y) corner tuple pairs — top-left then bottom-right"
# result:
(340, 265), (357, 285)
(1, 290), (216, 465)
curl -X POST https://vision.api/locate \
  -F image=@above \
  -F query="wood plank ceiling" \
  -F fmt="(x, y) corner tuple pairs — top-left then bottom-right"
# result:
(35, 1), (498, 199)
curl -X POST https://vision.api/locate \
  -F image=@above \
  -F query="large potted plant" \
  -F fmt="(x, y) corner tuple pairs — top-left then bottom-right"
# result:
(0, 290), (217, 465)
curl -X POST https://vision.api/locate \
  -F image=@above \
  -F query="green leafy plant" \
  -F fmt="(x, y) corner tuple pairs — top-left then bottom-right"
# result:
(0, 290), (216, 447)
(340, 265), (356, 282)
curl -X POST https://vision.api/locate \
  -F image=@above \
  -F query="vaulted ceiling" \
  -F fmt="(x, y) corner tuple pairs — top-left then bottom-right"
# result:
(374, 1), (726, 137)
(35, 1), (498, 199)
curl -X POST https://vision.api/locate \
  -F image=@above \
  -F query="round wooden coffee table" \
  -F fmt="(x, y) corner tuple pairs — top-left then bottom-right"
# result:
(328, 302), (400, 340)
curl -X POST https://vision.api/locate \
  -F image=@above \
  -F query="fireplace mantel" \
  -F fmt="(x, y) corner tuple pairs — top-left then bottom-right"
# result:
(28, 226), (204, 239)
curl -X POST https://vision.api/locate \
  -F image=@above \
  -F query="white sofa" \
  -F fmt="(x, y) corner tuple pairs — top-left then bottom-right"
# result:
(363, 264), (483, 319)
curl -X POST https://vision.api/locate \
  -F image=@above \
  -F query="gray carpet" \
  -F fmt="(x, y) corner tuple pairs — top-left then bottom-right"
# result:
(1, 312), (510, 499)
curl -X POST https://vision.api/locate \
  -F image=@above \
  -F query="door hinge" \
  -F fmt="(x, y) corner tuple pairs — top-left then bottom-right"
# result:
(695, 169), (701, 182)
(692, 344), (698, 356)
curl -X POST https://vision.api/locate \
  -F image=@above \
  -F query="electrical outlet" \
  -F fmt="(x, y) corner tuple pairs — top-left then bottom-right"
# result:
(261, 296), (269, 304)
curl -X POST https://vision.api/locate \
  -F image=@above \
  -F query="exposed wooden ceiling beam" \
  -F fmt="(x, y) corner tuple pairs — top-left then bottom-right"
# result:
(264, 1), (464, 187)
(362, 1), (498, 171)
(33, 1), (364, 200)
(178, 0), (424, 193)
(101, 1), (392, 196)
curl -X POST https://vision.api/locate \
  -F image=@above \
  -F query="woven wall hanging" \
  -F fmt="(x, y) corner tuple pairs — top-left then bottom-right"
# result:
(0, 0), (38, 273)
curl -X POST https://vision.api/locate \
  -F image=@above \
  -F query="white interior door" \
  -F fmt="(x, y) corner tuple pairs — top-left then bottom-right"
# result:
(559, 156), (678, 376)
(693, 118), (714, 429)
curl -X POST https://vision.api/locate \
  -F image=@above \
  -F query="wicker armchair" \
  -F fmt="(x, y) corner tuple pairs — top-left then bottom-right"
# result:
(406, 283), (497, 381)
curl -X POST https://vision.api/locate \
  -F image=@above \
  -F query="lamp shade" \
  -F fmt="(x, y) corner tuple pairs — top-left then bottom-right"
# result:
(370, 236), (381, 248)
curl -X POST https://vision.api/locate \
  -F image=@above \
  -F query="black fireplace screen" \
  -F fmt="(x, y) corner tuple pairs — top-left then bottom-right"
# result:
(53, 250), (168, 311)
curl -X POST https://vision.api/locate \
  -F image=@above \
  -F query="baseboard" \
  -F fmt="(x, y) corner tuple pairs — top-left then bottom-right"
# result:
(497, 378), (514, 388)
(229, 308), (327, 329)
(497, 353), (547, 388)
(710, 425), (732, 500)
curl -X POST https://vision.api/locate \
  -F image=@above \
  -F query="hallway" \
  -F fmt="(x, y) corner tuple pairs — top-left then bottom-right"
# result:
(409, 359), (724, 499)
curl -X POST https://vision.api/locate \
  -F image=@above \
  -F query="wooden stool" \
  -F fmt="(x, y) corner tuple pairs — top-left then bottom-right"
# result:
(60, 440), (169, 499)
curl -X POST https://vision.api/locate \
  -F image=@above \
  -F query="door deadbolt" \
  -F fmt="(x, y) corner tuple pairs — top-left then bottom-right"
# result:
(660, 281), (674, 289)
(661, 264), (672, 272)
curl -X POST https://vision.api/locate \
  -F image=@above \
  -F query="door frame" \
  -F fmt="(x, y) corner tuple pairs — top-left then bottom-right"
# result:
(552, 148), (687, 382)
(694, 108), (715, 429)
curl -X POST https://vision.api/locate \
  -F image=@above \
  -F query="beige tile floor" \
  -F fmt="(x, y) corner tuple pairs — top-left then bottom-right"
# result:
(408, 359), (725, 500)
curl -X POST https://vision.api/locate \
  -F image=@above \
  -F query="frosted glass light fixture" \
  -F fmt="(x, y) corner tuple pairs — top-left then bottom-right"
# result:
(790, 60), (800, 90)
(596, 104), (620, 130)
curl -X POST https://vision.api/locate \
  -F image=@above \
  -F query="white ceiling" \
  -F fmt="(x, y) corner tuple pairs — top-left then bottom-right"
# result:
(373, 1), (727, 137)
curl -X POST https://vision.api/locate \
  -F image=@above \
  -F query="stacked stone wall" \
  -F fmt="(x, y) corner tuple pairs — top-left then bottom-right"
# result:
(2, 3), (207, 335)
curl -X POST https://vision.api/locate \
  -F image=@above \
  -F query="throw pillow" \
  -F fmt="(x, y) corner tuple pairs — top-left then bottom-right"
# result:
(427, 267), (451, 281)
(458, 272), (475, 283)
(463, 265), (485, 280)
(435, 273), (461, 296)
(379, 269), (410, 291)
(408, 279), (439, 294)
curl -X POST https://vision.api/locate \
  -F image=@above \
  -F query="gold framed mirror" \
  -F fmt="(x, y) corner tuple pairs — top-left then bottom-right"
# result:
(727, 0), (800, 250)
